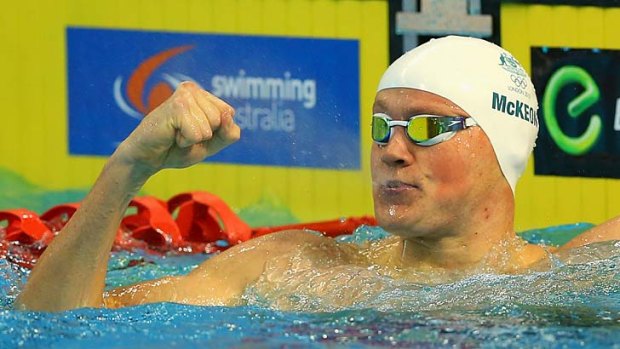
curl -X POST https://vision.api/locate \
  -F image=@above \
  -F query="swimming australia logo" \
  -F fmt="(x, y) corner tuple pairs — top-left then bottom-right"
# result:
(499, 52), (531, 98)
(209, 71), (317, 133)
(499, 52), (526, 77)
(113, 45), (201, 119)
(67, 27), (360, 169)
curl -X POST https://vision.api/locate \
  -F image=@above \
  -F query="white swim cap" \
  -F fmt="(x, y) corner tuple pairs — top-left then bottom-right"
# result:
(377, 36), (539, 194)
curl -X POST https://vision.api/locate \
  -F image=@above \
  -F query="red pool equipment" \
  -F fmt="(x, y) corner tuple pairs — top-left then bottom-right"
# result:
(168, 191), (252, 245)
(252, 216), (378, 238)
(0, 191), (378, 269)
(122, 196), (183, 247)
(0, 209), (52, 244)
(40, 203), (81, 232)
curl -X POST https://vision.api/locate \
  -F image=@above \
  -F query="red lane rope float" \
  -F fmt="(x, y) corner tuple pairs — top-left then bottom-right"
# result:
(37, 202), (134, 251)
(0, 191), (377, 269)
(0, 209), (52, 244)
(40, 203), (80, 233)
(122, 196), (183, 248)
(169, 191), (252, 245)
(0, 209), (53, 268)
(0, 208), (52, 244)
(252, 216), (378, 238)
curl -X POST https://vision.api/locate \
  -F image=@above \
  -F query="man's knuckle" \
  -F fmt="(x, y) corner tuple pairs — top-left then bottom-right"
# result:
(211, 114), (222, 127)
(230, 128), (241, 141)
(170, 98), (185, 111)
(179, 81), (197, 89)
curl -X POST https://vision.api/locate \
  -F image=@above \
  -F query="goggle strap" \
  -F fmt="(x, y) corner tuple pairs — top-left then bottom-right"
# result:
(440, 117), (478, 133)
(465, 118), (478, 127)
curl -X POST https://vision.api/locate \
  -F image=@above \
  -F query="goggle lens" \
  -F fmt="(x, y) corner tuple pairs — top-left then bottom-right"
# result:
(371, 116), (390, 142)
(371, 114), (477, 146)
(407, 117), (444, 142)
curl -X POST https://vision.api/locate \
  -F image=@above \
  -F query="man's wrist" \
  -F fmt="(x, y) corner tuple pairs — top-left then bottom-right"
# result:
(110, 141), (161, 179)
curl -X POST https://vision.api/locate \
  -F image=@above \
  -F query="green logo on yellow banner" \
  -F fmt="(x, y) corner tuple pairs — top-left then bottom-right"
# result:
(543, 65), (601, 155)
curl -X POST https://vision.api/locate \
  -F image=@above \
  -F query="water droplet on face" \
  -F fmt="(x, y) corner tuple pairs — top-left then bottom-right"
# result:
(388, 206), (396, 217)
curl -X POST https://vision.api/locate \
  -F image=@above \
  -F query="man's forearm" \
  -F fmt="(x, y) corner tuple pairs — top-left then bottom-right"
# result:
(14, 83), (240, 311)
(559, 216), (620, 251)
(14, 151), (154, 311)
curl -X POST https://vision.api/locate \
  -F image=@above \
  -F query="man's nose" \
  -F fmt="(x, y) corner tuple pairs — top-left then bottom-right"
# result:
(379, 127), (415, 167)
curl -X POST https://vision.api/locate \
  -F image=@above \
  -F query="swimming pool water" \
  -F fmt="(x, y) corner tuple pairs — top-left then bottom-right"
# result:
(1, 225), (619, 348)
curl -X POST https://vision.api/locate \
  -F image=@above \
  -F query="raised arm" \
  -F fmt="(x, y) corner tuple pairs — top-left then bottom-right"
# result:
(14, 82), (240, 311)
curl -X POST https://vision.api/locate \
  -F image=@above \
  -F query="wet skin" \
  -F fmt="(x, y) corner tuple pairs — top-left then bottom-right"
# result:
(372, 88), (500, 239)
(15, 85), (620, 311)
(371, 88), (545, 270)
(102, 88), (551, 309)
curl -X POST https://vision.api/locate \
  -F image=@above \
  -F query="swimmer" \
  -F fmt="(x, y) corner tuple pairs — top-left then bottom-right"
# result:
(15, 36), (620, 311)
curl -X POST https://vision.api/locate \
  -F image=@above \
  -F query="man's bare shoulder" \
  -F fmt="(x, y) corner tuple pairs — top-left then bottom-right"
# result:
(105, 230), (333, 308)
(188, 229), (333, 280)
(257, 229), (334, 245)
(223, 229), (335, 257)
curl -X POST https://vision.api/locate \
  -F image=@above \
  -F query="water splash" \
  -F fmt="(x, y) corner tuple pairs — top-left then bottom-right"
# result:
(243, 225), (620, 316)
(1, 223), (619, 348)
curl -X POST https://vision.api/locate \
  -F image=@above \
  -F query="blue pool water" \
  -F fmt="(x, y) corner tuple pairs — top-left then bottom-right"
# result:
(1, 224), (619, 348)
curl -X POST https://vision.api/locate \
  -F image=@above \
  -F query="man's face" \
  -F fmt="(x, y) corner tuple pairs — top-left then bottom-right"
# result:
(371, 88), (505, 240)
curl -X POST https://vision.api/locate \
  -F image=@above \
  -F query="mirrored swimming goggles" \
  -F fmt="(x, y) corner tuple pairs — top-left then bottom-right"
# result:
(371, 113), (478, 146)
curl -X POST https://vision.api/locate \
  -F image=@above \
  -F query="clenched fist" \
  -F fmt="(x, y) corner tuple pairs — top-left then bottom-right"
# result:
(115, 82), (240, 174)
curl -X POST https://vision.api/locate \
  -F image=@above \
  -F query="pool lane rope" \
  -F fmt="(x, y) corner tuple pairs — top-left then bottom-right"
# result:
(0, 191), (376, 269)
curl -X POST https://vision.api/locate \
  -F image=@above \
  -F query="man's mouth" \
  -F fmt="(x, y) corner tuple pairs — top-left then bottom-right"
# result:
(382, 180), (419, 193)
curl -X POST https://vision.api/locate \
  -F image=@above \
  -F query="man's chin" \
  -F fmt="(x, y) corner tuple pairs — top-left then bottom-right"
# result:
(376, 215), (436, 239)
(377, 218), (414, 236)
